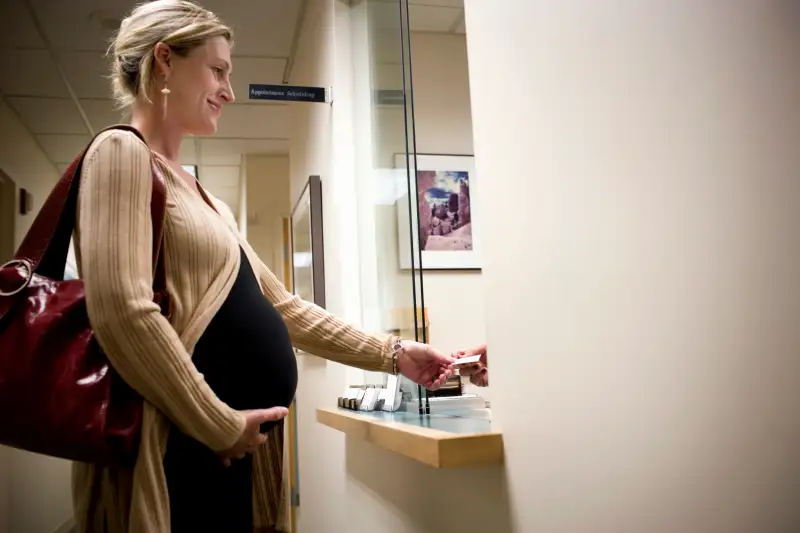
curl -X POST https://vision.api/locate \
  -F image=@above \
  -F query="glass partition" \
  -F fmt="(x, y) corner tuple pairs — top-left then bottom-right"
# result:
(349, 0), (430, 411)
(349, 0), (484, 415)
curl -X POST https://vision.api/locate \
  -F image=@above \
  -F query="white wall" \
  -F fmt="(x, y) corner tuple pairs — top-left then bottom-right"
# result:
(245, 154), (290, 277)
(197, 165), (242, 221)
(289, 1), (368, 531)
(466, 1), (800, 532)
(295, 1), (800, 531)
(0, 97), (73, 532)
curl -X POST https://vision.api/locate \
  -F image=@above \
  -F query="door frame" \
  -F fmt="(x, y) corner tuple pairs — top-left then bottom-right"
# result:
(282, 216), (298, 533)
(0, 169), (16, 262)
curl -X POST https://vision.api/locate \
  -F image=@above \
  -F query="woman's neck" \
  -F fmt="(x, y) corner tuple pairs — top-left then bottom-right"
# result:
(129, 105), (183, 163)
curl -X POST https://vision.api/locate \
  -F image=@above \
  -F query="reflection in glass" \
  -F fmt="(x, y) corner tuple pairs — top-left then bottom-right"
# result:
(350, 0), (429, 411)
(292, 211), (313, 303)
(291, 176), (326, 308)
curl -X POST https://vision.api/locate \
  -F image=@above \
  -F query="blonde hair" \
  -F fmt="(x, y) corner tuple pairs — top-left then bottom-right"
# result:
(108, 0), (233, 108)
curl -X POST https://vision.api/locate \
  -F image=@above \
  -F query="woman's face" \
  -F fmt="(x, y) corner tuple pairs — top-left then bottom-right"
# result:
(156, 36), (235, 136)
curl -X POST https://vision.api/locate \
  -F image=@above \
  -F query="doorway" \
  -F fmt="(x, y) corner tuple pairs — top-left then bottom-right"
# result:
(0, 170), (15, 263)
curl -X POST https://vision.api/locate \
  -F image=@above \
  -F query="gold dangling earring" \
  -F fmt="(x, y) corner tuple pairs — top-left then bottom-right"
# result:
(161, 82), (170, 119)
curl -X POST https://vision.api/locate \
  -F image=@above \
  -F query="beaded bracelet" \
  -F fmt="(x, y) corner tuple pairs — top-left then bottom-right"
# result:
(391, 338), (405, 375)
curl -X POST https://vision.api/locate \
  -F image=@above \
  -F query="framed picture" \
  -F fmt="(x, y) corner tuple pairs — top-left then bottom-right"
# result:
(395, 154), (480, 270)
(291, 175), (326, 308)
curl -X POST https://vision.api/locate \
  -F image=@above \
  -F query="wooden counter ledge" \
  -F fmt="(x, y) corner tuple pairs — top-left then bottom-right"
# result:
(316, 407), (504, 468)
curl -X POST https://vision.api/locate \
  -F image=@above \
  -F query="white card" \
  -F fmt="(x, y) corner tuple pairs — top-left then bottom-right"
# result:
(453, 354), (482, 366)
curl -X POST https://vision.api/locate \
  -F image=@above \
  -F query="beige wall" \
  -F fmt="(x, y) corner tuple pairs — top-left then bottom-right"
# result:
(0, 97), (73, 532)
(245, 154), (290, 278)
(466, 1), (800, 532)
(0, 97), (60, 248)
(289, 1), (355, 531)
(294, 1), (800, 532)
(237, 162), (248, 234)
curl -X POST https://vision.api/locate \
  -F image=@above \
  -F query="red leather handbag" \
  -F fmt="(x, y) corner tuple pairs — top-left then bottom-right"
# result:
(0, 125), (168, 466)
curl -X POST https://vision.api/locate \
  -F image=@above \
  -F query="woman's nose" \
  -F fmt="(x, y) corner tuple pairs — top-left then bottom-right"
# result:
(222, 84), (235, 104)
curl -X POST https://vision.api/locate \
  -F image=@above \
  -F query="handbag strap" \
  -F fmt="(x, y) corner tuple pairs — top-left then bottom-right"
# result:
(7, 124), (168, 312)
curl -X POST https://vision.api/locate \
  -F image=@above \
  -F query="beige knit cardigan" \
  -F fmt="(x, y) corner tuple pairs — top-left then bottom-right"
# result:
(71, 130), (396, 533)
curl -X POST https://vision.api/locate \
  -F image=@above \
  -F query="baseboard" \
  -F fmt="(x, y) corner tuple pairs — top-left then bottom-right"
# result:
(52, 517), (75, 533)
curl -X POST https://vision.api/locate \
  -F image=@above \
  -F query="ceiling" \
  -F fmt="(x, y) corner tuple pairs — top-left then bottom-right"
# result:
(0, 0), (464, 214)
(372, 0), (465, 35)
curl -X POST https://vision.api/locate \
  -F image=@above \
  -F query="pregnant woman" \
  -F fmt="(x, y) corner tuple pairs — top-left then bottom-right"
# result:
(71, 2), (454, 532)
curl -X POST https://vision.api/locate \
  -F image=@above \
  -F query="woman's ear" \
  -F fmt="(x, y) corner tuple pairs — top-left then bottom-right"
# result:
(153, 42), (172, 78)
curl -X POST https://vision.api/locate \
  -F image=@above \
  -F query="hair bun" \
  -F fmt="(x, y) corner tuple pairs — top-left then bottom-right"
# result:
(106, 0), (233, 109)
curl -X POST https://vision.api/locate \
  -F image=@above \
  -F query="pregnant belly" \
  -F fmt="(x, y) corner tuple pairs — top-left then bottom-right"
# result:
(192, 295), (299, 417)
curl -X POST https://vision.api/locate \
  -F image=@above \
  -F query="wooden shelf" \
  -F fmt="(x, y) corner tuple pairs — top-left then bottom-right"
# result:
(316, 407), (504, 468)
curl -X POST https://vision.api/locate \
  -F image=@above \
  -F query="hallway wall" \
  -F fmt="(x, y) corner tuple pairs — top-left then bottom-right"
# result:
(245, 154), (291, 278)
(0, 97), (72, 533)
(465, 1), (800, 532)
(0, 97), (61, 248)
(289, 1), (357, 532)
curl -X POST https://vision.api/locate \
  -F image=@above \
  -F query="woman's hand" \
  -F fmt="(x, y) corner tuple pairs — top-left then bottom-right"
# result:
(219, 407), (289, 466)
(452, 343), (488, 387)
(396, 340), (456, 391)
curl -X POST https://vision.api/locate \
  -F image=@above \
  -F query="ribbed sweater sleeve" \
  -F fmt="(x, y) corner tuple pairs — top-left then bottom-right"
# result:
(76, 130), (245, 452)
(270, 285), (396, 374)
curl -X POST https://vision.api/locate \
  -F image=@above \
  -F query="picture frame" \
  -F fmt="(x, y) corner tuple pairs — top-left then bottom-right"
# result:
(395, 153), (481, 270)
(290, 175), (326, 308)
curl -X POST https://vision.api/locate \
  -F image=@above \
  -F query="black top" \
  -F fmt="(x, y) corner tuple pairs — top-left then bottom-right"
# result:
(191, 246), (298, 417)
(164, 247), (298, 532)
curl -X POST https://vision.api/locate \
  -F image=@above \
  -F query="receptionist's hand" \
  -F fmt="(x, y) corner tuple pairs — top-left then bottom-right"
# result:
(453, 343), (488, 387)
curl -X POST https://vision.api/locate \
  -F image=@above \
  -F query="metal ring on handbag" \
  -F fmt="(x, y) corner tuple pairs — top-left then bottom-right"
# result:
(0, 259), (34, 297)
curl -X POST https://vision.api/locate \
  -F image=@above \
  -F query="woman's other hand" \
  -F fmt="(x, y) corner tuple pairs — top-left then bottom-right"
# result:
(452, 343), (488, 387)
(219, 407), (289, 466)
(396, 341), (455, 391)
